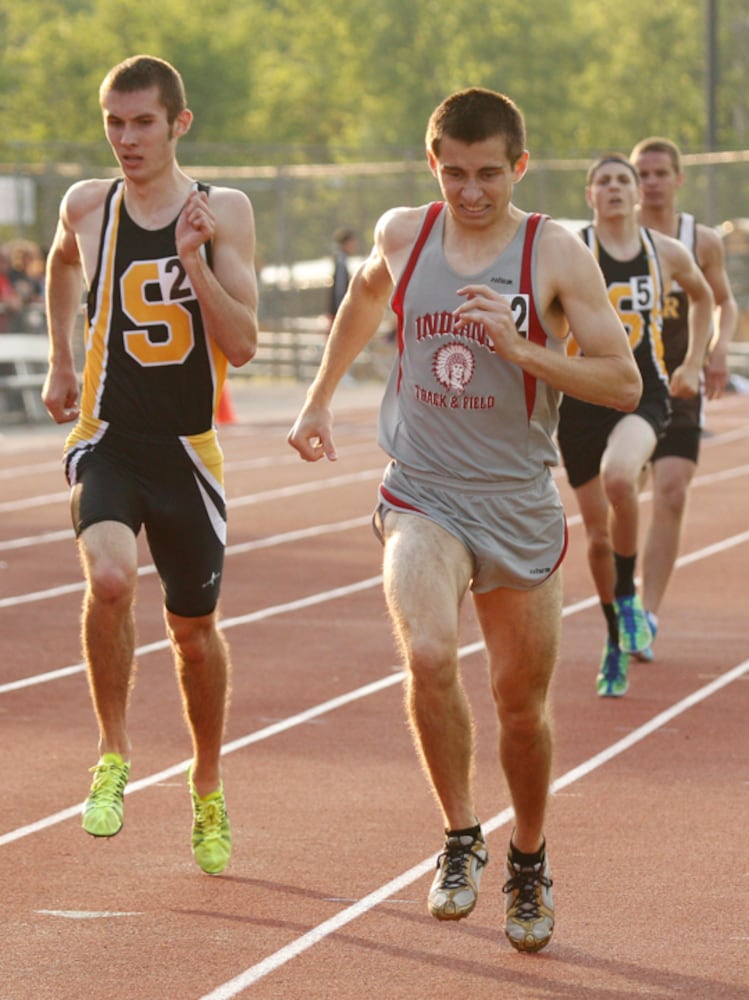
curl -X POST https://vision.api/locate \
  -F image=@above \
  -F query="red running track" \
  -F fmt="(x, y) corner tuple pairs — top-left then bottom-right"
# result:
(1, 384), (747, 999)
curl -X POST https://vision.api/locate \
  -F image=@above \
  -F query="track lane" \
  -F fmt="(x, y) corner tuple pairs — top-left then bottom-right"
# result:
(0, 389), (747, 999)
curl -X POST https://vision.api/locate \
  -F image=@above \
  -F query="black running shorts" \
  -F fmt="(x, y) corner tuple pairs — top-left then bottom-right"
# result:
(65, 422), (226, 617)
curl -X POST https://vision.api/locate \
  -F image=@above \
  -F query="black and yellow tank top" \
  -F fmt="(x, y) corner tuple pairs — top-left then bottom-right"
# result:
(660, 212), (695, 376)
(573, 224), (669, 401)
(82, 179), (227, 436)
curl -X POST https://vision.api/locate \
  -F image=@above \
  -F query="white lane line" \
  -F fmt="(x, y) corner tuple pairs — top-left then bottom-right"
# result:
(0, 490), (68, 513)
(2, 427), (747, 544)
(36, 910), (143, 920)
(0, 574), (384, 694)
(0, 633), (473, 848)
(3, 454), (749, 606)
(0, 528), (73, 551)
(197, 658), (749, 999)
(1, 408), (745, 486)
(2, 525), (747, 987)
(2, 455), (747, 560)
(0, 467), (381, 517)
(2, 527), (748, 691)
(0, 515), (372, 608)
(0, 461), (61, 480)
(0, 440), (372, 484)
(227, 469), (380, 509)
(0, 579), (84, 608)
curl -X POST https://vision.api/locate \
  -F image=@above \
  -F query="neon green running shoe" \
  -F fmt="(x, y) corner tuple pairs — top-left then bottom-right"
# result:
(188, 769), (232, 875)
(615, 594), (653, 654)
(82, 753), (130, 837)
(597, 637), (629, 697)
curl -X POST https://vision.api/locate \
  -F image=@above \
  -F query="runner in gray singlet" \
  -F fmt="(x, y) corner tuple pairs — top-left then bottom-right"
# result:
(375, 205), (567, 592)
(289, 88), (642, 954)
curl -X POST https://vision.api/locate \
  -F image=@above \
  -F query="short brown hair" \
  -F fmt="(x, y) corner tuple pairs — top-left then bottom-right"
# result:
(586, 153), (639, 186)
(629, 136), (682, 174)
(99, 54), (187, 125)
(426, 88), (526, 165)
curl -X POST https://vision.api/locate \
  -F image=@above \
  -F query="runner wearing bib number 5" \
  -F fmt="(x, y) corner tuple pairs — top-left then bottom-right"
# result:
(42, 55), (258, 874)
(557, 154), (713, 698)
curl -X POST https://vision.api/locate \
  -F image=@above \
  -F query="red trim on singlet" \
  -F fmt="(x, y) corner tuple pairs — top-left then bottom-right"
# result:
(520, 212), (546, 422)
(551, 515), (569, 578)
(391, 202), (444, 392)
(379, 483), (423, 514)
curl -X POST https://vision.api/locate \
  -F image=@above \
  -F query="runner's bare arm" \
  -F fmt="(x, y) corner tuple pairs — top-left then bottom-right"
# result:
(177, 187), (259, 367)
(698, 224), (738, 399)
(286, 208), (418, 462)
(656, 232), (715, 398)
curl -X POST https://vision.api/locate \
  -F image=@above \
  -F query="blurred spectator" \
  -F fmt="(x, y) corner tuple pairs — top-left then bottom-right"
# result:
(327, 227), (358, 332)
(5, 240), (47, 332)
(0, 246), (23, 333)
(9, 240), (45, 304)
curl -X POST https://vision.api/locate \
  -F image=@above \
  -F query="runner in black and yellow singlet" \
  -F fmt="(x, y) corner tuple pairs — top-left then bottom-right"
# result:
(557, 153), (714, 699)
(64, 179), (228, 617)
(629, 136), (738, 658)
(81, 178), (225, 435)
(557, 224), (671, 490)
(42, 55), (258, 874)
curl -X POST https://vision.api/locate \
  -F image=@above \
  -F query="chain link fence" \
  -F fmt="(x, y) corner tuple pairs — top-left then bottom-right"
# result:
(2, 150), (749, 336)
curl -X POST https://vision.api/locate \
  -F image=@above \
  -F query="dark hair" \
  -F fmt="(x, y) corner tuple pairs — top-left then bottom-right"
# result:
(99, 55), (187, 125)
(586, 153), (639, 186)
(334, 227), (356, 246)
(426, 88), (526, 165)
(629, 136), (682, 174)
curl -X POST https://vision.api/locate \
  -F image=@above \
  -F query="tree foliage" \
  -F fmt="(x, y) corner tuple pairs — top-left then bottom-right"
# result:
(1, 0), (747, 161)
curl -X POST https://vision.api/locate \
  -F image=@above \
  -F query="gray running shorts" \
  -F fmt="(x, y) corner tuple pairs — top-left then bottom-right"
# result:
(373, 461), (567, 593)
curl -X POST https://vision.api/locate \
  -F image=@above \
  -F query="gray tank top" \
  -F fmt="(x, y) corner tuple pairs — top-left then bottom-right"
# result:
(377, 203), (564, 488)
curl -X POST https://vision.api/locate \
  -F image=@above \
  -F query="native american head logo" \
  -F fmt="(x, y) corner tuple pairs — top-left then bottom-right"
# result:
(432, 343), (475, 394)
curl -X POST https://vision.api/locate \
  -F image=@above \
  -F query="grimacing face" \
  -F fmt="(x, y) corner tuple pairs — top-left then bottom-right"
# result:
(429, 134), (528, 229)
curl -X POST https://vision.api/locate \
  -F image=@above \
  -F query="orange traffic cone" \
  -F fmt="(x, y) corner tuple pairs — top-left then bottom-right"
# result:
(216, 384), (237, 425)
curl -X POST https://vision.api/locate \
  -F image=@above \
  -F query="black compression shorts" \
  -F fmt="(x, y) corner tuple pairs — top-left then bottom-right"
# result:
(558, 392), (671, 489)
(651, 424), (701, 463)
(65, 423), (226, 617)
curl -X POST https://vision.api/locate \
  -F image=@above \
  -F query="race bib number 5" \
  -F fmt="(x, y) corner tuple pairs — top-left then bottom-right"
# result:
(609, 276), (654, 347)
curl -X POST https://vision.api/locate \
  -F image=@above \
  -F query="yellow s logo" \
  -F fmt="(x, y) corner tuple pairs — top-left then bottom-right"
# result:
(608, 275), (656, 349)
(120, 258), (196, 366)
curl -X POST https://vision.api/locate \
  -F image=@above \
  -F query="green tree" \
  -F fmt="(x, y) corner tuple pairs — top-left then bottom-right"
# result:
(1, 0), (259, 155)
(1, 0), (746, 160)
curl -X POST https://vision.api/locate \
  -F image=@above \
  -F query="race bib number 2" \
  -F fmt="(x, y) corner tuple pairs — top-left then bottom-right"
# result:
(505, 293), (530, 337)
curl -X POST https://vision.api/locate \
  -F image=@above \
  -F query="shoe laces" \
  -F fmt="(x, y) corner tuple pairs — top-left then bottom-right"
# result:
(436, 839), (486, 889)
(88, 761), (127, 803)
(194, 797), (226, 839)
(503, 861), (553, 919)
